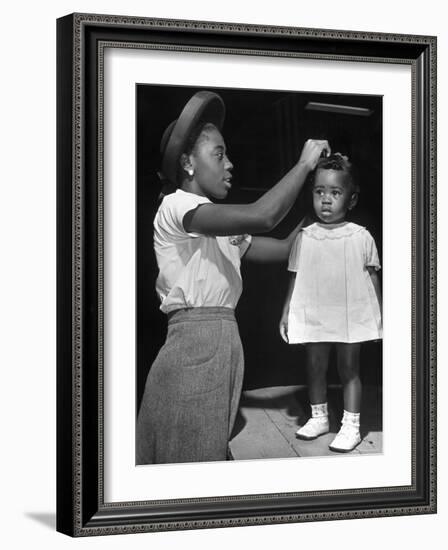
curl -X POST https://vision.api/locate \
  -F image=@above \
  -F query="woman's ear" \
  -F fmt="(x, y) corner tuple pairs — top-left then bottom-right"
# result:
(180, 153), (190, 170)
(180, 153), (194, 177)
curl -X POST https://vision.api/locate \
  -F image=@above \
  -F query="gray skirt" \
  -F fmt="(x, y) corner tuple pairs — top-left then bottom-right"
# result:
(136, 307), (244, 465)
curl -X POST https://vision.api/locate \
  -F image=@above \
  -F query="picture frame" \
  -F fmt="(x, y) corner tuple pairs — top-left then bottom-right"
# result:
(56, 12), (437, 537)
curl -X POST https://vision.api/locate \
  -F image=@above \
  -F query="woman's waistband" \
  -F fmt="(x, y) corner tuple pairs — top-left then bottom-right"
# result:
(167, 306), (236, 325)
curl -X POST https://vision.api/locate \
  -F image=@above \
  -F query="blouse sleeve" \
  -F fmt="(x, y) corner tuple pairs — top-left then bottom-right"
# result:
(288, 231), (303, 272)
(162, 192), (211, 238)
(364, 230), (381, 271)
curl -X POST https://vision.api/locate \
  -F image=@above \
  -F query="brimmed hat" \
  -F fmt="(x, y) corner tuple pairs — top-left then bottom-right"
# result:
(159, 91), (225, 185)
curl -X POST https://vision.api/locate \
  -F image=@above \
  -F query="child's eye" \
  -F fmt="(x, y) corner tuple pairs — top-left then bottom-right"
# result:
(216, 152), (224, 160)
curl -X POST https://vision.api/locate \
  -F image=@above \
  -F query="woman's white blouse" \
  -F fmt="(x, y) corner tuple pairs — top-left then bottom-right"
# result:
(153, 189), (252, 313)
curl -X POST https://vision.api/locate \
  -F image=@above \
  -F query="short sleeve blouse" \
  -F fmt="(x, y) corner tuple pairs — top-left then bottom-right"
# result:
(153, 189), (252, 313)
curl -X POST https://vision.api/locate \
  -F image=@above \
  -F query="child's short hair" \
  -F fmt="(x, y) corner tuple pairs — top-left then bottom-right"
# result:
(314, 153), (359, 194)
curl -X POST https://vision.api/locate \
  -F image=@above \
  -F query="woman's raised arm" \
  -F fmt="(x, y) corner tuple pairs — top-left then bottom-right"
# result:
(184, 139), (330, 236)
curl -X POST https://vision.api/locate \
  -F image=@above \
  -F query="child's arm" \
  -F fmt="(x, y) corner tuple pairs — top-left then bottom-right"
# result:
(367, 267), (382, 315)
(242, 216), (310, 263)
(279, 273), (296, 343)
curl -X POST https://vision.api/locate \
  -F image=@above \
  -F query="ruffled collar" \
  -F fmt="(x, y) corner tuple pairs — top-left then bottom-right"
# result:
(303, 222), (364, 240)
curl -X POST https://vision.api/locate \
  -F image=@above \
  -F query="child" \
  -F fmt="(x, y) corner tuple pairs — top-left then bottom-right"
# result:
(279, 154), (382, 452)
(136, 90), (331, 464)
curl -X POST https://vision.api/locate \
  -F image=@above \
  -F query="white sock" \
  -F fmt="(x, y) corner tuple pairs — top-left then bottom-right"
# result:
(310, 402), (328, 418)
(342, 410), (360, 429)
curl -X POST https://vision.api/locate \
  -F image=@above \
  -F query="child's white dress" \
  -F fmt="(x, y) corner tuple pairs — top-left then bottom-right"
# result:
(287, 222), (382, 344)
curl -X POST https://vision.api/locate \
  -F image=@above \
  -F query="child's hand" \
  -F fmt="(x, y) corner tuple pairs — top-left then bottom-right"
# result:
(279, 312), (289, 343)
(298, 139), (331, 171)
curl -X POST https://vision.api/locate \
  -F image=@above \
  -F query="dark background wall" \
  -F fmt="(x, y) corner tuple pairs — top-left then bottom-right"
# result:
(136, 85), (382, 410)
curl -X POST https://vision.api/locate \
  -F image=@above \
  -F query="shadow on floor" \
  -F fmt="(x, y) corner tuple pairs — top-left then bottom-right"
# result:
(232, 384), (382, 443)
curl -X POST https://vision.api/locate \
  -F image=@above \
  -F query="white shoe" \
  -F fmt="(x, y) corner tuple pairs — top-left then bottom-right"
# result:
(329, 423), (361, 452)
(296, 416), (329, 440)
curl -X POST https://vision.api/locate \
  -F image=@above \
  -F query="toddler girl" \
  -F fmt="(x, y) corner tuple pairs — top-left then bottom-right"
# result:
(279, 154), (382, 452)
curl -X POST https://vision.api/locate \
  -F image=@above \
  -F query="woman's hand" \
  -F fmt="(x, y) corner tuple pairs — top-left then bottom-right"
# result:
(279, 311), (289, 343)
(297, 139), (331, 171)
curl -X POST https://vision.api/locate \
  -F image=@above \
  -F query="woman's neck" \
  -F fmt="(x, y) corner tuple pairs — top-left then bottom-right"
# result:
(181, 180), (206, 198)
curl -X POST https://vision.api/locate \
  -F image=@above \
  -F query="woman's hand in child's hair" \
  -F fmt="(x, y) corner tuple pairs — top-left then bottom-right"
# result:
(279, 311), (289, 343)
(297, 139), (331, 171)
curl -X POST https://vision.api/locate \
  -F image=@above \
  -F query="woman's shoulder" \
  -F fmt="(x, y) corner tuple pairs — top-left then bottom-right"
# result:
(155, 190), (212, 237)
(161, 189), (210, 209)
(157, 189), (211, 219)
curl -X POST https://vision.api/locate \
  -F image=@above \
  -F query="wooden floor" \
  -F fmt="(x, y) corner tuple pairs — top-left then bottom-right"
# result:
(229, 385), (382, 460)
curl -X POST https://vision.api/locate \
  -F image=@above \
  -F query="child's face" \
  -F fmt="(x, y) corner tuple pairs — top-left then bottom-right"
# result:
(189, 126), (233, 200)
(312, 169), (356, 224)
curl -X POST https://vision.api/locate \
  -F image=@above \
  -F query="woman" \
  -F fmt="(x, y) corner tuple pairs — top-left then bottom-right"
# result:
(136, 90), (330, 464)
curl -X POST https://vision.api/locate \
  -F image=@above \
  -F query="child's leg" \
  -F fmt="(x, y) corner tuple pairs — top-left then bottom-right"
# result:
(306, 342), (331, 404)
(336, 343), (361, 412)
(296, 343), (331, 440)
(329, 343), (362, 452)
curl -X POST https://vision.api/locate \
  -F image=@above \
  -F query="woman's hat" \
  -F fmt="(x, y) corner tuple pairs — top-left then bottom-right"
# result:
(160, 91), (225, 185)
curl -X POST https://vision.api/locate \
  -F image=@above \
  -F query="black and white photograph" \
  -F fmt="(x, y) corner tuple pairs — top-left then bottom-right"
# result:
(1, 0), (444, 547)
(136, 85), (383, 465)
(53, 10), (436, 539)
